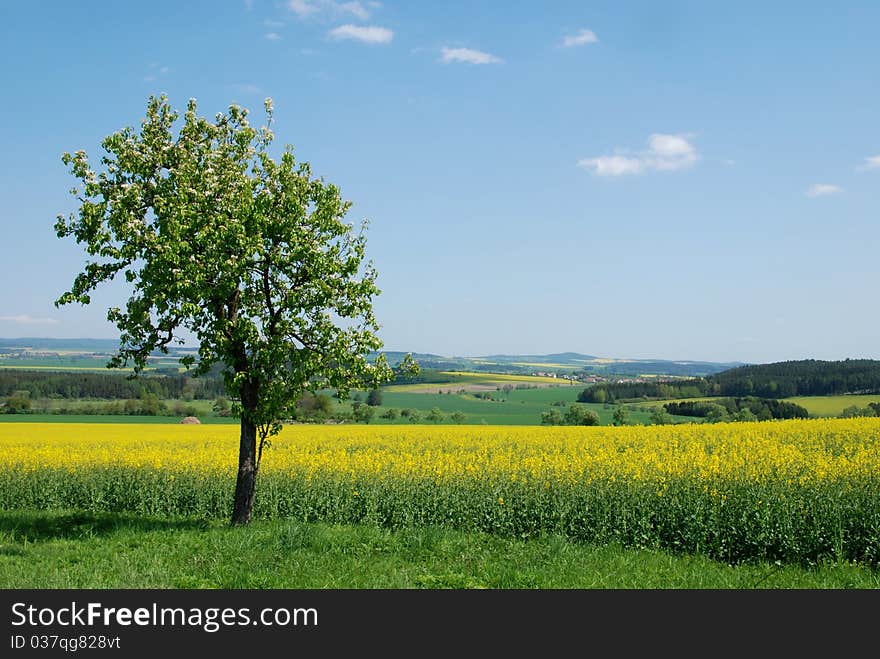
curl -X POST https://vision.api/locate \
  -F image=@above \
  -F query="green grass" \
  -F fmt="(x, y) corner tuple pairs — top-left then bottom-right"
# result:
(378, 391), (559, 425)
(370, 388), (692, 426)
(0, 510), (876, 589)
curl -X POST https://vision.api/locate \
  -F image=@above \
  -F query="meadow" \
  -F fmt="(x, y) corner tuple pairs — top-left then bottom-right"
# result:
(376, 387), (695, 425)
(384, 371), (572, 392)
(2, 418), (879, 573)
(788, 394), (880, 417)
(3, 510), (877, 588)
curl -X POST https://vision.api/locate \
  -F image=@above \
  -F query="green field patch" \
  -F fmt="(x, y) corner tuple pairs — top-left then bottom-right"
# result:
(787, 395), (880, 417)
(386, 371), (576, 394)
(437, 371), (570, 384)
(359, 387), (694, 426)
(0, 364), (135, 372)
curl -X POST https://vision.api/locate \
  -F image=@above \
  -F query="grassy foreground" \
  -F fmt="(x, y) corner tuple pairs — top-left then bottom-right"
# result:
(0, 510), (877, 589)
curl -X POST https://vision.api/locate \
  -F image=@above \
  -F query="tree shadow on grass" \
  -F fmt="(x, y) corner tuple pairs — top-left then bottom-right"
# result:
(0, 510), (214, 544)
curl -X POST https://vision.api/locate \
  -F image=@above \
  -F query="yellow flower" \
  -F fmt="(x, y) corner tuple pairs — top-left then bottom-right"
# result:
(1, 417), (878, 491)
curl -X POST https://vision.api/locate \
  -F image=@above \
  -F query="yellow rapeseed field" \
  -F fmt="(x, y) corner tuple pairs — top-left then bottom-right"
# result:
(2, 417), (878, 483)
(2, 417), (879, 565)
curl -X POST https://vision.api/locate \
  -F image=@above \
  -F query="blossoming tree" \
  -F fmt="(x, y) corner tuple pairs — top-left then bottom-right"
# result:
(55, 95), (415, 525)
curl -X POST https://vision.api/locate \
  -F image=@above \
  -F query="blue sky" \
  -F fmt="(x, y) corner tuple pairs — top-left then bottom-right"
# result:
(1, 1), (878, 363)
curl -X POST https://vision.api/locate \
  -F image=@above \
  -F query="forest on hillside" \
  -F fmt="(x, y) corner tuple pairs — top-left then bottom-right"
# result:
(0, 369), (225, 400)
(578, 359), (880, 403)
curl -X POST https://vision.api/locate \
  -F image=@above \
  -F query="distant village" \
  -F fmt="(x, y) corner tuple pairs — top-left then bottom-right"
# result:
(529, 371), (668, 386)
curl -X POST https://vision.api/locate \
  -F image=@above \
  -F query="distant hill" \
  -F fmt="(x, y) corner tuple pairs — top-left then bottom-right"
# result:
(582, 359), (745, 377)
(480, 352), (598, 363)
(370, 351), (468, 372)
(0, 337), (122, 352)
(2, 338), (741, 378)
(0, 337), (196, 372)
(471, 353), (742, 377)
(381, 350), (744, 378)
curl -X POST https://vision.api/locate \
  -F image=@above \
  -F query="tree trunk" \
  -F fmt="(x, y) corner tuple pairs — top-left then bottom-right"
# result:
(231, 379), (259, 526)
(231, 415), (258, 525)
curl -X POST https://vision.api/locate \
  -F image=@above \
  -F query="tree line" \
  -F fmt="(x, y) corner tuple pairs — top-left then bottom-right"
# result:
(578, 359), (880, 403)
(707, 359), (880, 397)
(663, 397), (810, 421)
(0, 369), (226, 401)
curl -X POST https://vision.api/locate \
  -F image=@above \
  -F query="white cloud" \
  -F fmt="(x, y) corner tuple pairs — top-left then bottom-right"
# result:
(806, 183), (843, 197)
(0, 314), (59, 325)
(265, 19), (285, 27)
(440, 47), (503, 65)
(578, 155), (644, 176)
(338, 1), (369, 19)
(562, 28), (598, 47)
(857, 154), (880, 171)
(648, 133), (693, 158)
(265, 32), (282, 40)
(578, 133), (699, 176)
(289, 0), (371, 20)
(289, 0), (318, 16)
(328, 24), (392, 44)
